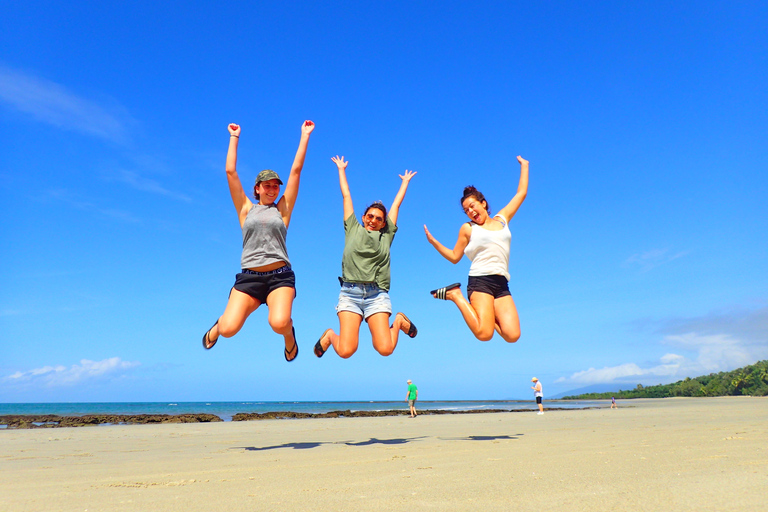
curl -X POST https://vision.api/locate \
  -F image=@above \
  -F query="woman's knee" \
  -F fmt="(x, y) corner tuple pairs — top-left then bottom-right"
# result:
(374, 345), (394, 357)
(474, 326), (495, 342)
(502, 324), (520, 343)
(217, 319), (241, 338)
(268, 315), (292, 334)
(335, 346), (357, 359)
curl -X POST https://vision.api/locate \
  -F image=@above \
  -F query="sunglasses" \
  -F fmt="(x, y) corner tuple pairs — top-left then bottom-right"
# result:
(364, 213), (384, 222)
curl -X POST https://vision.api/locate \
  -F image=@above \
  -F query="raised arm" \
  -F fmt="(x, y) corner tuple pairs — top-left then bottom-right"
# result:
(497, 156), (529, 222)
(278, 120), (314, 227)
(332, 156), (354, 220)
(424, 223), (472, 264)
(225, 123), (253, 227)
(387, 170), (416, 225)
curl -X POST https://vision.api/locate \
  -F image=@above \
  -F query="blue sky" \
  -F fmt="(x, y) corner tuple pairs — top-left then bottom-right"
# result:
(1, 1), (767, 402)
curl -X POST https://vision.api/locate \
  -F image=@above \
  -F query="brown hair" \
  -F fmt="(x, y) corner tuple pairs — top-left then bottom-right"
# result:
(461, 186), (490, 214)
(364, 201), (387, 219)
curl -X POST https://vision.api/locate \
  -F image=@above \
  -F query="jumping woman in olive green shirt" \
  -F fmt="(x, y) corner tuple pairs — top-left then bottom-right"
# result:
(314, 156), (418, 359)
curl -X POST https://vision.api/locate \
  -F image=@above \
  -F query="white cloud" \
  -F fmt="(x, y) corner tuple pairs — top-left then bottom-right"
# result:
(42, 188), (141, 223)
(110, 169), (192, 202)
(560, 363), (645, 384)
(558, 306), (768, 385)
(0, 65), (133, 143)
(3, 357), (141, 388)
(556, 358), (683, 385)
(623, 248), (688, 271)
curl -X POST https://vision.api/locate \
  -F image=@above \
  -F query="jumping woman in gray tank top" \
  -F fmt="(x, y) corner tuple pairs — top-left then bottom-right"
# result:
(202, 121), (315, 362)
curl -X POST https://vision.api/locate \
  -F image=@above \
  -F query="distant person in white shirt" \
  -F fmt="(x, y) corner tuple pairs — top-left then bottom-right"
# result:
(531, 377), (544, 414)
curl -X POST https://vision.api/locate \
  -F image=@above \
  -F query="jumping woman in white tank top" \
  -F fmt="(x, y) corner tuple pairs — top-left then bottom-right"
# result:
(424, 156), (529, 343)
(202, 121), (315, 362)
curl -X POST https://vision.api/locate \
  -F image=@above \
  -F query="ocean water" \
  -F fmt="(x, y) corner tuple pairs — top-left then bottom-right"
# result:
(0, 400), (599, 422)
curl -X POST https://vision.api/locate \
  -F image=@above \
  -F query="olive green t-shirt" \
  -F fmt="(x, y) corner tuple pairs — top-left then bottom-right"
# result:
(341, 212), (397, 291)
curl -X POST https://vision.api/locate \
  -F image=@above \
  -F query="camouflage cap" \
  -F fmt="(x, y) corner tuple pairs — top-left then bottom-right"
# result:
(255, 169), (283, 185)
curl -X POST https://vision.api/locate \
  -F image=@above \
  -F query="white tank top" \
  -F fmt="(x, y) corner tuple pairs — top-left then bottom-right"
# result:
(463, 215), (511, 280)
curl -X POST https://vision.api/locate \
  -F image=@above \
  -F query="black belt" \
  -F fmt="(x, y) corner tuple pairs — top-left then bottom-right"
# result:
(242, 266), (291, 276)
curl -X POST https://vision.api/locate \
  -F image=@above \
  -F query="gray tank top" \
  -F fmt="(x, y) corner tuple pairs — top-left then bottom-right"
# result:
(241, 204), (290, 269)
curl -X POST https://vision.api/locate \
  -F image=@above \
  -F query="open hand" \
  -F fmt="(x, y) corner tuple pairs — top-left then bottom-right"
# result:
(517, 155), (528, 165)
(399, 169), (417, 182)
(423, 224), (436, 244)
(331, 155), (348, 171)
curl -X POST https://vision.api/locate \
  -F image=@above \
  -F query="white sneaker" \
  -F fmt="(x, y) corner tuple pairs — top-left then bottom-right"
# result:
(537, 412), (544, 415)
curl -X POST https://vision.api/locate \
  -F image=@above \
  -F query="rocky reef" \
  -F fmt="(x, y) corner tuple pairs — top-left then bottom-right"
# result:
(1, 407), (585, 429)
(231, 408), (518, 421)
(0, 413), (223, 429)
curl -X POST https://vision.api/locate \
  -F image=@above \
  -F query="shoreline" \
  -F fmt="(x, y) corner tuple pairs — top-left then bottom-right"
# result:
(0, 405), (603, 429)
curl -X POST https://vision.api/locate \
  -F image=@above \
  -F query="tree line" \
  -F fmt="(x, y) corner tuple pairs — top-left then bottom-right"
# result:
(563, 359), (768, 399)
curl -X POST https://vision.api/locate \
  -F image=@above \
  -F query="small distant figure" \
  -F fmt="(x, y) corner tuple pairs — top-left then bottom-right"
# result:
(531, 377), (543, 415)
(611, 396), (617, 409)
(406, 379), (418, 418)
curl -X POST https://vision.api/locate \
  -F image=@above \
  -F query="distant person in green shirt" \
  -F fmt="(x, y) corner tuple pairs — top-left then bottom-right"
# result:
(406, 379), (418, 418)
(314, 155), (418, 359)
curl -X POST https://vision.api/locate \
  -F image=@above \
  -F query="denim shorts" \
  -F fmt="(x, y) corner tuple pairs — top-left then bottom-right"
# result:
(336, 282), (392, 320)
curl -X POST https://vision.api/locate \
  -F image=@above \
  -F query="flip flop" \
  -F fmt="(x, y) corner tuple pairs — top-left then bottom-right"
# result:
(202, 320), (219, 350)
(395, 312), (418, 338)
(430, 282), (461, 300)
(314, 328), (333, 358)
(284, 326), (299, 362)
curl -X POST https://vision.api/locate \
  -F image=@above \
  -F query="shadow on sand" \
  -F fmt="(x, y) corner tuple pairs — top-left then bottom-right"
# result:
(438, 434), (522, 441)
(233, 433), (518, 452)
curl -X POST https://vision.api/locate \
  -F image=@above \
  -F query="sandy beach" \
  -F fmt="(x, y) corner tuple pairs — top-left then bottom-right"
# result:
(1, 397), (766, 511)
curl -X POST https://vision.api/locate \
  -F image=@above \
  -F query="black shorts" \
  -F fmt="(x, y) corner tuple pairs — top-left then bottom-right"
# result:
(536, 396), (542, 404)
(233, 267), (296, 303)
(467, 275), (511, 299)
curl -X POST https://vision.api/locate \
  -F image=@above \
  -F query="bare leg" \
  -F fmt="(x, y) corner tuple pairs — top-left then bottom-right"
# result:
(493, 295), (521, 343)
(206, 288), (262, 345)
(368, 312), (405, 356)
(265, 286), (297, 360)
(437, 287), (497, 341)
(320, 311), (363, 359)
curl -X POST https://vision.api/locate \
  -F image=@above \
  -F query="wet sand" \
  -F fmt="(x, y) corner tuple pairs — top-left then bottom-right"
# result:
(1, 397), (766, 511)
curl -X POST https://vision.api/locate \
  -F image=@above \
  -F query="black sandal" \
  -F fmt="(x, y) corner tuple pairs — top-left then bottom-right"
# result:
(395, 312), (418, 338)
(314, 328), (333, 358)
(284, 326), (299, 362)
(430, 283), (461, 300)
(202, 320), (219, 350)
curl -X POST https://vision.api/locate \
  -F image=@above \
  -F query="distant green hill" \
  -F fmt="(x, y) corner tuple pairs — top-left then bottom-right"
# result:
(562, 360), (768, 399)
